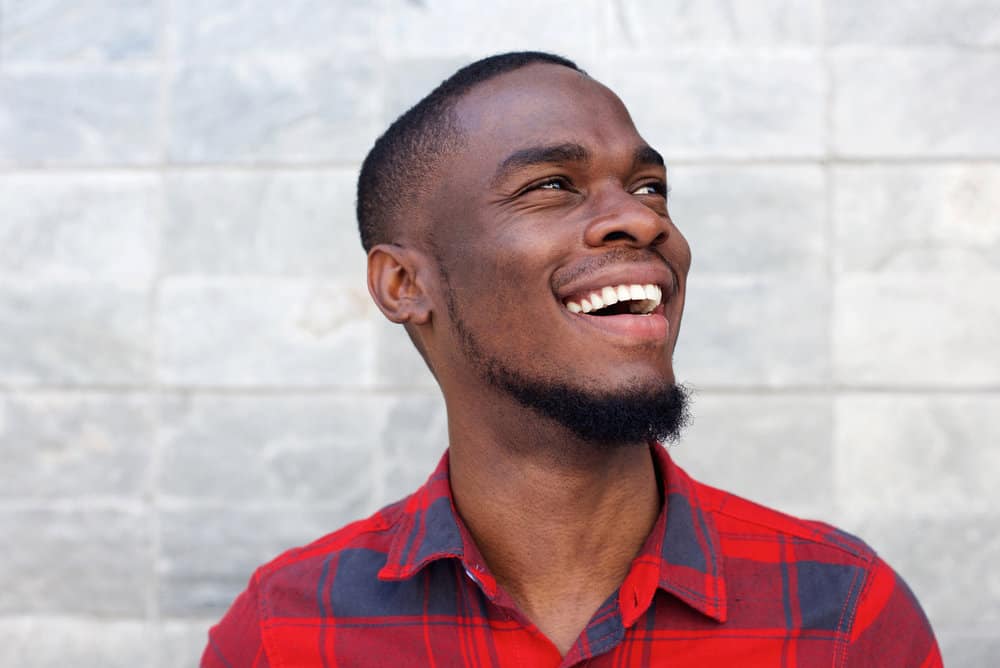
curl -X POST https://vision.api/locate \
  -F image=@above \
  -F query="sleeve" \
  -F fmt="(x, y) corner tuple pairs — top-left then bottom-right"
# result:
(201, 571), (271, 668)
(845, 556), (942, 668)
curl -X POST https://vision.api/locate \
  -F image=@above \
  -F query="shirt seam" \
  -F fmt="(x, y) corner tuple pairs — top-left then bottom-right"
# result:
(687, 477), (725, 618)
(836, 556), (880, 668)
(710, 507), (871, 562)
(254, 568), (283, 668)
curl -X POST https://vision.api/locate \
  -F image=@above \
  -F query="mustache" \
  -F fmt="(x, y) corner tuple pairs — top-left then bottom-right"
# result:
(551, 247), (677, 295)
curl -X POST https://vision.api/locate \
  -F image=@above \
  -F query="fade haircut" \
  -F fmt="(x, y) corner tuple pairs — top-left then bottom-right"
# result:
(356, 51), (583, 252)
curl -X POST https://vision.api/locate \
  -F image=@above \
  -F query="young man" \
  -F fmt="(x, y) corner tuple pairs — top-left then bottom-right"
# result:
(203, 52), (941, 667)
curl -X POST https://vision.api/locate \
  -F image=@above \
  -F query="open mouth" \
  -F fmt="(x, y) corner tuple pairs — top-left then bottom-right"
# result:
(563, 283), (662, 316)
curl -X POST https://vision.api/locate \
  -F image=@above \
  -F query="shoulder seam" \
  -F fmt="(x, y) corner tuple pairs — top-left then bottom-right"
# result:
(710, 507), (875, 563)
(836, 555), (882, 668)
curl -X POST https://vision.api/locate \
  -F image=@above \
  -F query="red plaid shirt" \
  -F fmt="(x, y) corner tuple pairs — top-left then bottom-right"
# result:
(203, 444), (941, 667)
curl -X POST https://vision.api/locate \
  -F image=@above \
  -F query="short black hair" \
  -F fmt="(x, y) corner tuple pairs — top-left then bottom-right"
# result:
(356, 51), (583, 252)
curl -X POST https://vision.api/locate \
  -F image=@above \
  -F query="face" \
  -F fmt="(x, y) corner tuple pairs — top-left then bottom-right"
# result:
(422, 64), (692, 444)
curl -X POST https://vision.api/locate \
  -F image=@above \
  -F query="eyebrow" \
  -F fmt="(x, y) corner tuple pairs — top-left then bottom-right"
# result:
(491, 142), (666, 187)
(633, 145), (665, 169)
(492, 142), (591, 187)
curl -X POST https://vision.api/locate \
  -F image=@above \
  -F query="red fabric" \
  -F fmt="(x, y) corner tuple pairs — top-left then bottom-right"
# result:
(203, 445), (941, 667)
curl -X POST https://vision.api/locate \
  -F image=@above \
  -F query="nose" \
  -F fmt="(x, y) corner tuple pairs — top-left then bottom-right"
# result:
(582, 185), (670, 249)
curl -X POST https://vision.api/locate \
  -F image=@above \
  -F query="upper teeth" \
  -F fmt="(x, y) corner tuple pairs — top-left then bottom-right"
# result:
(565, 283), (662, 315)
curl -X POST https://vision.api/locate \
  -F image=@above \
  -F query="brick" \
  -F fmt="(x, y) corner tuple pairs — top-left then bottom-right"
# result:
(159, 393), (378, 505)
(162, 170), (364, 278)
(833, 50), (1000, 157)
(834, 276), (1000, 387)
(382, 0), (599, 60)
(0, 0), (159, 63)
(384, 57), (467, 123)
(602, 0), (821, 48)
(843, 516), (1000, 629)
(168, 60), (380, 163)
(0, 392), (154, 499)
(671, 393), (834, 518)
(159, 506), (348, 617)
(174, 0), (377, 60)
(597, 53), (825, 159)
(0, 280), (151, 385)
(163, 170), (366, 285)
(829, 0), (1000, 47)
(938, 633), (1000, 668)
(157, 277), (376, 387)
(675, 276), (830, 387)
(670, 166), (827, 275)
(835, 394), (1000, 517)
(0, 509), (151, 615)
(0, 618), (153, 668)
(833, 164), (1000, 273)
(379, 393), (449, 502)
(0, 173), (161, 281)
(159, 620), (214, 668)
(0, 70), (159, 165)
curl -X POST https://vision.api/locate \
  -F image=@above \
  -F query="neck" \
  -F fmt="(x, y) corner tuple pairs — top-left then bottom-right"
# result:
(446, 391), (662, 655)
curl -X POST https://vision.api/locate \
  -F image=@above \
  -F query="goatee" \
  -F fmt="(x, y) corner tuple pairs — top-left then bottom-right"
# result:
(444, 283), (690, 447)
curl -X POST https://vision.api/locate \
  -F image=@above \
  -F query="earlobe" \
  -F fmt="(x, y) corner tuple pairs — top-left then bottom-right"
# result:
(367, 244), (432, 325)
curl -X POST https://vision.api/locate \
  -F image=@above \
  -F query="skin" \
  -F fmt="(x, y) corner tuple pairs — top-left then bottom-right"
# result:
(367, 64), (692, 656)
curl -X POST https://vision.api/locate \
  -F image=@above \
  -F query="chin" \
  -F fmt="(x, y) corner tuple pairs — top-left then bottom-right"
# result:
(484, 357), (691, 447)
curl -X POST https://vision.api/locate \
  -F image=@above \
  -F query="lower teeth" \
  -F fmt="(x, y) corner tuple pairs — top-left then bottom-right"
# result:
(629, 300), (655, 314)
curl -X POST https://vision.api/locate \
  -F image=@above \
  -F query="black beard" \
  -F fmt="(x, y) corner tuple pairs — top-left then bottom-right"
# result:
(441, 272), (690, 448)
(482, 361), (691, 447)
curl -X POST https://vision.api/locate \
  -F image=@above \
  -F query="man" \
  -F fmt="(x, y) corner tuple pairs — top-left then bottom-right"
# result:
(204, 52), (941, 667)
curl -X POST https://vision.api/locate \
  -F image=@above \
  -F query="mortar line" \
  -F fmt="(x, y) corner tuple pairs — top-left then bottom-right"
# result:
(0, 162), (364, 173)
(0, 383), (446, 394)
(4, 156), (1000, 175)
(148, 0), (175, 648)
(819, 0), (836, 408)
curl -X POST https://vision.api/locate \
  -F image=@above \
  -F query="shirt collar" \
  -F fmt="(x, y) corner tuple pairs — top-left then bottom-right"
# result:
(378, 444), (727, 623)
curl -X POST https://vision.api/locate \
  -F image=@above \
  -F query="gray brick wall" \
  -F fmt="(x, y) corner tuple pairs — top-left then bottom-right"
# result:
(1, 1), (997, 665)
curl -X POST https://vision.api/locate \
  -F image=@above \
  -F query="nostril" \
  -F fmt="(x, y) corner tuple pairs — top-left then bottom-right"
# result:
(603, 231), (633, 243)
(651, 231), (667, 246)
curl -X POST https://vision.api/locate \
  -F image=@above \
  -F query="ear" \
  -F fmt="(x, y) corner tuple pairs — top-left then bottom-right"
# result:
(367, 243), (433, 325)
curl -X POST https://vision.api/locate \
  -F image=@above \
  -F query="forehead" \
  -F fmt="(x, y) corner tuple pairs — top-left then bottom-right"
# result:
(452, 64), (645, 161)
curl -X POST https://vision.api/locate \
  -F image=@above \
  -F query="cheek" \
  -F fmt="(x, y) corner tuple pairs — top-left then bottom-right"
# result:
(464, 228), (563, 294)
(666, 224), (693, 273)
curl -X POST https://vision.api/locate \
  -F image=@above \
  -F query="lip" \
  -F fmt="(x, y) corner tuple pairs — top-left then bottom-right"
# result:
(554, 262), (677, 304)
(553, 261), (679, 344)
(565, 303), (670, 342)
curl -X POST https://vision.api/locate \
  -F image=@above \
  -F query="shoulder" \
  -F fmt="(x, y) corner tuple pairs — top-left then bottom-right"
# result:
(201, 500), (411, 667)
(695, 479), (875, 564)
(691, 478), (941, 666)
(702, 484), (876, 631)
(251, 498), (409, 614)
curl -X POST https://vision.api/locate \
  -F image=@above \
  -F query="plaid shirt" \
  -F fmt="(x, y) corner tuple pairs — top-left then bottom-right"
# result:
(203, 444), (941, 667)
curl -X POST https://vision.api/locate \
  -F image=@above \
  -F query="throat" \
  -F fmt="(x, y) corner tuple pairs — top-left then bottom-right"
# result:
(504, 580), (618, 657)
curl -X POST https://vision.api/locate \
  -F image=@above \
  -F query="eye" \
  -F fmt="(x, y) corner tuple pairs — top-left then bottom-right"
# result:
(535, 177), (569, 191)
(632, 181), (669, 197)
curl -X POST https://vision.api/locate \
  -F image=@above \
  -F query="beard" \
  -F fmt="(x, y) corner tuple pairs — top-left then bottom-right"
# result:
(441, 274), (690, 449)
(482, 359), (691, 447)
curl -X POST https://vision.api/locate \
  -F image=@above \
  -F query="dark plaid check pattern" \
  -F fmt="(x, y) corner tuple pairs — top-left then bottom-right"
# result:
(204, 445), (941, 667)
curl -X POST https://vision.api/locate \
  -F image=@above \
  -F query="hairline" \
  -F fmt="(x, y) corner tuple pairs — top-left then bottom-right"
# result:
(357, 53), (585, 252)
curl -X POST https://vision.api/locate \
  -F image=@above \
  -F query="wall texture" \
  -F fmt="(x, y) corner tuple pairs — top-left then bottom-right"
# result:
(1, 1), (998, 665)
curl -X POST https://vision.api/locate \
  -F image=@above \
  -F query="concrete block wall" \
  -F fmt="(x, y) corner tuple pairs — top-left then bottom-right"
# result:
(0, 1), (997, 665)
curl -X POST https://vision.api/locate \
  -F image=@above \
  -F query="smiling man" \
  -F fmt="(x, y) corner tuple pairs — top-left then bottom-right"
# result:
(203, 52), (941, 667)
